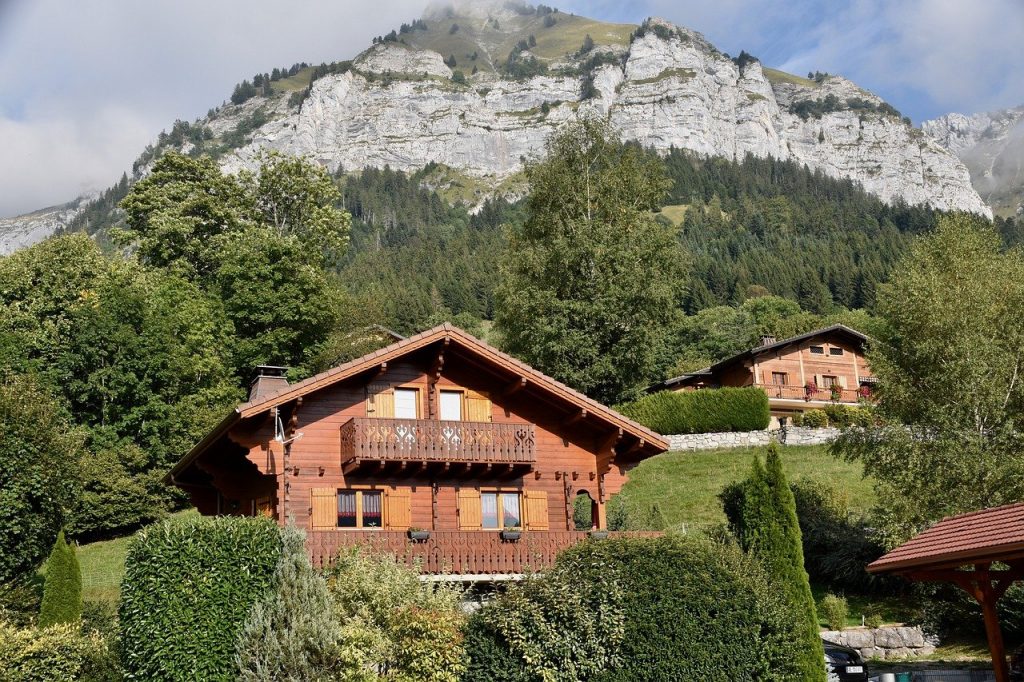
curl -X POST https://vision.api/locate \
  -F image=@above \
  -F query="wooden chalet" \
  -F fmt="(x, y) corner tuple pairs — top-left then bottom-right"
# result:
(165, 324), (667, 578)
(654, 324), (874, 422)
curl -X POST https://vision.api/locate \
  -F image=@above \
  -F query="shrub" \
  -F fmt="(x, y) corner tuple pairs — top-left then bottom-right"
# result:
(0, 620), (120, 681)
(619, 387), (770, 434)
(119, 515), (281, 681)
(235, 526), (342, 681)
(823, 404), (850, 427)
(728, 445), (825, 680)
(573, 535), (805, 680)
(820, 594), (849, 630)
(324, 547), (466, 681)
(470, 548), (625, 681)
(801, 409), (829, 428)
(462, 615), (529, 682)
(864, 608), (884, 629)
(0, 373), (83, 582)
(39, 530), (82, 626)
(0, 574), (43, 627)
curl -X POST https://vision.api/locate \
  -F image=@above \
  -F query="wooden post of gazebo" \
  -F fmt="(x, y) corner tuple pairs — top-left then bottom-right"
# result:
(868, 503), (1024, 682)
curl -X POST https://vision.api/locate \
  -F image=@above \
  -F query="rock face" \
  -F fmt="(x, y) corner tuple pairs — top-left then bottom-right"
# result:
(0, 14), (992, 252)
(0, 199), (89, 256)
(923, 105), (1024, 216)
(219, 18), (988, 216)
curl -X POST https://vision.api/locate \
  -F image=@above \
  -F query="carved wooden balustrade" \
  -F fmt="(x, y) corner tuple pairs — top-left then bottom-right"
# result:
(306, 529), (659, 575)
(339, 417), (536, 468)
(755, 383), (867, 404)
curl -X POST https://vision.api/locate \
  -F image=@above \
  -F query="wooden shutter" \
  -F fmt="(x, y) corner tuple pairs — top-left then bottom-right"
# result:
(385, 488), (412, 530)
(837, 376), (848, 389)
(465, 390), (492, 423)
(457, 489), (482, 530)
(367, 382), (394, 418)
(814, 374), (823, 387)
(524, 491), (549, 531)
(311, 488), (336, 530)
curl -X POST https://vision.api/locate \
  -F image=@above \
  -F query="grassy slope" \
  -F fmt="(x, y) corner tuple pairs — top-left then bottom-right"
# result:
(74, 510), (198, 604)
(615, 443), (874, 532)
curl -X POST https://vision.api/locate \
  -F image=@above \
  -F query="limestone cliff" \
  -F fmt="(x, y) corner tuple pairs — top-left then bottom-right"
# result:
(0, 9), (992, 252)
(923, 106), (1024, 217)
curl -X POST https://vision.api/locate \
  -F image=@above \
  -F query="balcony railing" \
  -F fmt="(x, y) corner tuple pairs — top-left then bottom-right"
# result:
(339, 417), (537, 467)
(755, 383), (868, 404)
(306, 529), (659, 575)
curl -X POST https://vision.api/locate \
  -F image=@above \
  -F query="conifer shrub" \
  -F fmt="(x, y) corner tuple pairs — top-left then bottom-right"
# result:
(38, 530), (82, 627)
(618, 386), (770, 434)
(119, 515), (281, 681)
(235, 525), (342, 681)
(726, 444), (826, 680)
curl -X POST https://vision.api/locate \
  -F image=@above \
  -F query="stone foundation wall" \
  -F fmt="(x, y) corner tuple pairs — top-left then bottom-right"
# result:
(821, 626), (937, 660)
(665, 426), (840, 451)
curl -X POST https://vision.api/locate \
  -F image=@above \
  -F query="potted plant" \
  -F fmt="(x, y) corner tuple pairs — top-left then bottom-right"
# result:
(500, 527), (522, 541)
(830, 383), (843, 402)
(804, 382), (816, 401)
(407, 527), (431, 542)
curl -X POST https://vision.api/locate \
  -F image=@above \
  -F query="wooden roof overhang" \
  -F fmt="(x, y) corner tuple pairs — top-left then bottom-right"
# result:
(867, 503), (1024, 682)
(166, 324), (668, 485)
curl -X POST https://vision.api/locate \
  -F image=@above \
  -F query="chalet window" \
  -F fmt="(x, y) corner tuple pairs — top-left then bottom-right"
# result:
(809, 345), (825, 355)
(829, 347), (844, 356)
(771, 372), (788, 386)
(439, 390), (463, 421)
(336, 490), (382, 528)
(393, 388), (418, 419)
(821, 375), (839, 388)
(480, 492), (522, 529)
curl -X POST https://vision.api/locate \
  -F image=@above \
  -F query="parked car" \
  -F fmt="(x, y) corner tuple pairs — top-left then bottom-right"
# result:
(825, 641), (869, 681)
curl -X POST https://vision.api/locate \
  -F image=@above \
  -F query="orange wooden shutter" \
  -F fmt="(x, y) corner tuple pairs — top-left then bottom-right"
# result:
(465, 390), (492, 423)
(367, 382), (394, 418)
(524, 491), (549, 531)
(311, 488), (336, 530)
(385, 488), (412, 530)
(457, 489), (482, 530)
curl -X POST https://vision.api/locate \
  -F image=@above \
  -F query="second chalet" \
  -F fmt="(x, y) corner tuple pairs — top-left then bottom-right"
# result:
(654, 324), (874, 423)
(165, 324), (667, 578)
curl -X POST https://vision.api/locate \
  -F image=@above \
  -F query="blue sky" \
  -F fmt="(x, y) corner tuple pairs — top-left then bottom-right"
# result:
(0, 0), (1021, 217)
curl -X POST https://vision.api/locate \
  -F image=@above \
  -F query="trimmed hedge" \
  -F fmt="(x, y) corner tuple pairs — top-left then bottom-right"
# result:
(119, 515), (282, 681)
(0, 620), (119, 681)
(564, 535), (805, 681)
(619, 387), (770, 435)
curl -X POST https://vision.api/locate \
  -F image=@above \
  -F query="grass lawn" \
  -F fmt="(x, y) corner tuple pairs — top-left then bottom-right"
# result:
(615, 443), (875, 532)
(71, 509), (198, 604)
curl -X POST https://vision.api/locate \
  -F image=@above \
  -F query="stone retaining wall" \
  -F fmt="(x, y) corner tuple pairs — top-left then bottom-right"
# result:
(820, 626), (937, 660)
(666, 426), (840, 451)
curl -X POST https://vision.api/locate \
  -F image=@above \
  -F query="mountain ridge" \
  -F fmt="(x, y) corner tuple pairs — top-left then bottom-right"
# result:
(0, 5), (992, 254)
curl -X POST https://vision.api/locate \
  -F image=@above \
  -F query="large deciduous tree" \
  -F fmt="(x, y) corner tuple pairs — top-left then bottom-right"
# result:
(496, 118), (687, 403)
(834, 216), (1024, 545)
(0, 374), (82, 582)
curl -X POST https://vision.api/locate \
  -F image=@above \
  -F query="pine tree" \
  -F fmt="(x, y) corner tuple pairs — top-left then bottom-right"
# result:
(736, 444), (825, 680)
(38, 530), (82, 626)
(235, 526), (342, 681)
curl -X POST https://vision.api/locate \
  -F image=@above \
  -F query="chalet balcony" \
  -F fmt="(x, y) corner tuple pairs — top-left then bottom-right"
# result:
(306, 529), (658, 576)
(339, 417), (537, 471)
(755, 383), (868, 404)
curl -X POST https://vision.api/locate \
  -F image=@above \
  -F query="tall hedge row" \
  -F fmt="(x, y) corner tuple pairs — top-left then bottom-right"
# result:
(119, 515), (282, 681)
(464, 535), (805, 681)
(619, 387), (770, 435)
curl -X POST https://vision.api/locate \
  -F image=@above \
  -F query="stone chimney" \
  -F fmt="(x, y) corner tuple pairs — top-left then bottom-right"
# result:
(249, 366), (289, 401)
(759, 335), (777, 347)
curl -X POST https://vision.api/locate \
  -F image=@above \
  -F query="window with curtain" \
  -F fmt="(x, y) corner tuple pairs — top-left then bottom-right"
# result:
(362, 491), (382, 527)
(481, 492), (499, 529)
(501, 493), (521, 528)
(337, 491), (357, 528)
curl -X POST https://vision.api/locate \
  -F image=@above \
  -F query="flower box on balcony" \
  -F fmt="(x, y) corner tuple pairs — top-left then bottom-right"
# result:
(589, 530), (610, 540)
(407, 529), (431, 542)
(500, 529), (522, 541)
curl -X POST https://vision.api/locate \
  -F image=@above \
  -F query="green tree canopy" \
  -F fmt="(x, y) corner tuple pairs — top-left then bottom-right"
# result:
(0, 374), (82, 581)
(834, 215), (1024, 545)
(496, 118), (687, 403)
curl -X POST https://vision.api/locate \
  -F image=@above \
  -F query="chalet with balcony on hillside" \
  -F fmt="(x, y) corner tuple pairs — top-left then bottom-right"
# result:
(165, 324), (667, 578)
(655, 324), (873, 422)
